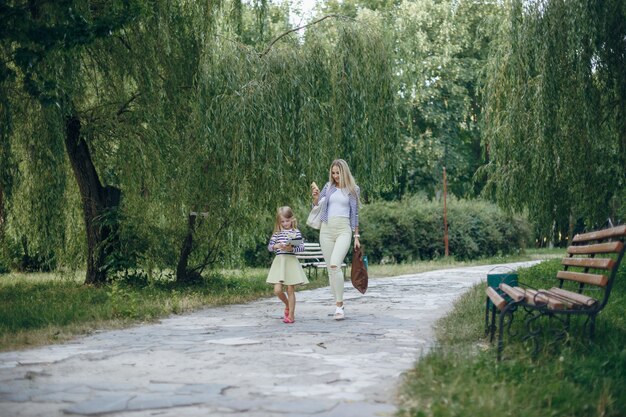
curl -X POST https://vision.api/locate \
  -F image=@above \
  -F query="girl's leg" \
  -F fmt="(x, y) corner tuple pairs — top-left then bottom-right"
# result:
(274, 283), (288, 308)
(286, 285), (296, 321)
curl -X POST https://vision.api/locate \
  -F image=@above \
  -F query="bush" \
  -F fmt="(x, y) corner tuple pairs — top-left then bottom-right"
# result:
(360, 196), (531, 263)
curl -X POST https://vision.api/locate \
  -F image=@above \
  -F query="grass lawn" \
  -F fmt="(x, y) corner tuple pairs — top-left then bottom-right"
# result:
(397, 260), (626, 417)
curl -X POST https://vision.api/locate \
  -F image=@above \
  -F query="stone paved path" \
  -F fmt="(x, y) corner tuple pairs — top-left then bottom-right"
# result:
(0, 262), (538, 417)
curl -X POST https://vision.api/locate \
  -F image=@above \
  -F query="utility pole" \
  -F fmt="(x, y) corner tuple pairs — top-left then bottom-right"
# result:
(443, 166), (449, 257)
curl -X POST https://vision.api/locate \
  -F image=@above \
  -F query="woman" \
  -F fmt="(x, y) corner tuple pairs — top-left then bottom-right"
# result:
(312, 159), (360, 320)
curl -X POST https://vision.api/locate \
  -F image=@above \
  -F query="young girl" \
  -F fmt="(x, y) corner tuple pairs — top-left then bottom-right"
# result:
(267, 206), (308, 324)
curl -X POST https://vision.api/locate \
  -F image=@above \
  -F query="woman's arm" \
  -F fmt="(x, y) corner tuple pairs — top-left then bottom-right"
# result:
(349, 187), (359, 231)
(312, 182), (328, 206)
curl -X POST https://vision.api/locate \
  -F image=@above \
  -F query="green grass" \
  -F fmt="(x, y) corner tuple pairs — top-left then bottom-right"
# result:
(0, 248), (562, 351)
(397, 260), (626, 417)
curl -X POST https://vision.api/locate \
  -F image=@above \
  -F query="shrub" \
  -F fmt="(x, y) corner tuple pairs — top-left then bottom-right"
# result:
(360, 196), (531, 263)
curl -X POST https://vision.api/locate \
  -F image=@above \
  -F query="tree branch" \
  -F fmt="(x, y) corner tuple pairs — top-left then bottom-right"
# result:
(260, 14), (341, 58)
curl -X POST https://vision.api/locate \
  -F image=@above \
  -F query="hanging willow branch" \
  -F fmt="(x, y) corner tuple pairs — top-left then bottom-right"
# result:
(259, 14), (343, 58)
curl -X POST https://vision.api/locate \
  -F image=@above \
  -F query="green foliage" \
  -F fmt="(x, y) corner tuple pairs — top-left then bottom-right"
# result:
(1, 1), (400, 278)
(359, 196), (531, 263)
(322, 0), (504, 199)
(482, 0), (626, 234)
(398, 262), (626, 417)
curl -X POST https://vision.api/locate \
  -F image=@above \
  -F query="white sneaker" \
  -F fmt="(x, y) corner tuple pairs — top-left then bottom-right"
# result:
(334, 306), (345, 320)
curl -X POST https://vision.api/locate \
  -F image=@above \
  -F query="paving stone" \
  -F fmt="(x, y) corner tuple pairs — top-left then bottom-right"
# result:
(63, 394), (134, 415)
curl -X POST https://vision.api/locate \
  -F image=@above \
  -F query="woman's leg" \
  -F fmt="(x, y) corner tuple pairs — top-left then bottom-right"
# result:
(328, 223), (352, 305)
(319, 223), (338, 301)
(320, 218), (352, 305)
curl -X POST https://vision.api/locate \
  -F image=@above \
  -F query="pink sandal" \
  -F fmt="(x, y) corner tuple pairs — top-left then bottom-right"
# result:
(283, 317), (295, 324)
(283, 308), (289, 318)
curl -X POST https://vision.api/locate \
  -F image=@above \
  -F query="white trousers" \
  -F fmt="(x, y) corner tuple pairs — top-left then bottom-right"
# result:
(319, 217), (352, 303)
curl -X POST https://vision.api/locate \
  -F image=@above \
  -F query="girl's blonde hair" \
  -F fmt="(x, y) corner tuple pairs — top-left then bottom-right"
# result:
(273, 206), (298, 233)
(328, 159), (360, 202)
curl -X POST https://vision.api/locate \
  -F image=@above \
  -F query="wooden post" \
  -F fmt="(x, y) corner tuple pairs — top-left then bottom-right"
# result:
(443, 167), (449, 257)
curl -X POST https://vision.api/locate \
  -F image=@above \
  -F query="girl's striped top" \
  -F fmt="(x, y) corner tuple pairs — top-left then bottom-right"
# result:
(268, 229), (305, 255)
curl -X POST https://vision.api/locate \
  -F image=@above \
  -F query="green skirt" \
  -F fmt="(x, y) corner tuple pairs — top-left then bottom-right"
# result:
(266, 255), (309, 285)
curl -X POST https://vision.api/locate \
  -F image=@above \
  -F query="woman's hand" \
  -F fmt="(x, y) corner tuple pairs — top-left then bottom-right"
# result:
(311, 182), (320, 205)
(354, 236), (360, 250)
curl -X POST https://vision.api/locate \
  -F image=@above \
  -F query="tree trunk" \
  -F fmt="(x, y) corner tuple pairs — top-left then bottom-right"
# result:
(0, 183), (4, 231)
(64, 115), (121, 285)
(176, 213), (197, 283)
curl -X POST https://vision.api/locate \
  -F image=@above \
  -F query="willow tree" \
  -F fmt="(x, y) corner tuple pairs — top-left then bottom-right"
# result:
(138, 16), (399, 281)
(0, 0), (150, 280)
(1, 1), (241, 283)
(482, 0), (626, 238)
(1, 1), (399, 282)
(322, 0), (507, 199)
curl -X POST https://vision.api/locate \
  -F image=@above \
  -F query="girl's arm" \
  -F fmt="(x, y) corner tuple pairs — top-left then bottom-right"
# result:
(268, 233), (278, 252)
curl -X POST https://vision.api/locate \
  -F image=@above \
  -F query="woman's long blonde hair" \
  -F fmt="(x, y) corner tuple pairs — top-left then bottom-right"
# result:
(328, 159), (359, 201)
(273, 206), (298, 233)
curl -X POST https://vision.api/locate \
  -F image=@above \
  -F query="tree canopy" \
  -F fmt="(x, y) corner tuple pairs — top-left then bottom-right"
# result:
(482, 0), (626, 236)
(0, 0), (399, 282)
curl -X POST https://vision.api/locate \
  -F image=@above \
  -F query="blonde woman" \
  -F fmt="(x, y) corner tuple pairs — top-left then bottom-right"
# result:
(311, 159), (361, 320)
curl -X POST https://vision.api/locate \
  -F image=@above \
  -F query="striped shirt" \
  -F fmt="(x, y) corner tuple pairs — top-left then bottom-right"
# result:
(267, 229), (305, 255)
(318, 182), (360, 231)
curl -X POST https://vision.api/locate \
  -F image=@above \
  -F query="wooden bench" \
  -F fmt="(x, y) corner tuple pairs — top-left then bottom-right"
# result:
(485, 224), (626, 360)
(296, 242), (346, 279)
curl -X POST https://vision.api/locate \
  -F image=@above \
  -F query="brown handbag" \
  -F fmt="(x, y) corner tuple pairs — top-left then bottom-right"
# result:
(350, 246), (368, 294)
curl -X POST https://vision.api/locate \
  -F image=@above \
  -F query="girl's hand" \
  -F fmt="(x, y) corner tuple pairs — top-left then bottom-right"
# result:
(354, 237), (361, 250)
(283, 244), (293, 252)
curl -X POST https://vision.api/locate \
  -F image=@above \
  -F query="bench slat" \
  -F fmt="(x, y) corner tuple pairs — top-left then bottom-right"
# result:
(526, 289), (569, 309)
(486, 287), (507, 311)
(556, 270), (608, 287)
(561, 257), (615, 270)
(567, 241), (623, 255)
(547, 287), (597, 308)
(572, 225), (626, 243)
(499, 283), (525, 302)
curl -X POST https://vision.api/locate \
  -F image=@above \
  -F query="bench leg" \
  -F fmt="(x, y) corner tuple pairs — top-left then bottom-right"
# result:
(490, 306), (498, 343)
(497, 303), (517, 361)
(484, 298), (490, 337)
